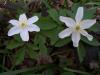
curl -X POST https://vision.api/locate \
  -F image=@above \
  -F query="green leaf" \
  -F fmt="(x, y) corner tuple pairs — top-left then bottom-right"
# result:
(66, 10), (74, 18)
(38, 35), (47, 54)
(15, 47), (25, 65)
(14, 35), (22, 42)
(34, 34), (46, 45)
(37, 17), (57, 30)
(81, 36), (100, 46)
(41, 26), (63, 45)
(42, 0), (51, 9)
(78, 43), (86, 62)
(34, 34), (48, 54)
(27, 43), (39, 50)
(39, 43), (48, 54)
(84, 8), (96, 19)
(55, 38), (71, 47)
(89, 23), (100, 32)
(7, 39), (24, 50)
(48, 9), (60, 24)
(59, 9), (67, 16)
(50, 36), (59, 45)
(27, 43), (39, 59)
(38, 34), (46, 44)
(71, 3), (80, 18)
(34, 34), (40, 45)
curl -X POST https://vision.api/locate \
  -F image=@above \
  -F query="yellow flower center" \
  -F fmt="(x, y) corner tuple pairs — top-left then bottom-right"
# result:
(76, 25), (80, 31)
(75, 22), (81, 31)
(19, 21), (27, 29)
(21, 23), (26, 28)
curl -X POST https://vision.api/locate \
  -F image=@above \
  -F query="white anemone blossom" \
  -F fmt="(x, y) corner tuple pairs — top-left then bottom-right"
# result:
(58, 7), (96, 47)
(8, 13), (40, 41)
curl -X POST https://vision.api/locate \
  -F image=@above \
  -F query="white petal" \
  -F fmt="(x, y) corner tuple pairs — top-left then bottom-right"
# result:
(80, 19), (96, 29)
(80, 30), (93, 41)
(20, 30), (29, 41)
(27, 24), (40, 32)
(59, 16), (75, 27)
(75, 7), (83, 22)
(58, 28), (73, 39)
(28, 16), (39, 25)
(8, 27), (20, 36)
(19, 13), (27, 21)
(9, 20), (19, 26)
(72, 32), (80, 47)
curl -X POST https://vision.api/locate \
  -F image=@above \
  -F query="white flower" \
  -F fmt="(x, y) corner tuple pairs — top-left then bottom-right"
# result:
(8, 13), (40, 41)
(58, 7), (96, 47)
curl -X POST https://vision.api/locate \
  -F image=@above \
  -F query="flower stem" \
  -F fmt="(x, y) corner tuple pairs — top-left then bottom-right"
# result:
(77, 46), (80, 63)
(73, 47), (80, 67)
(77, 46), (79, 56)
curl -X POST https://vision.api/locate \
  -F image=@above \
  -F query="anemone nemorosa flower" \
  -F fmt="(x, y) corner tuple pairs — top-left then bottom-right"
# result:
(8, 13), (40, 41)
(58, 7), (96, 47)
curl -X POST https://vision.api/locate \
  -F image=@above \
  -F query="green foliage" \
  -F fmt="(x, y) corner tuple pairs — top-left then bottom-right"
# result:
(26, 43), (39, 59)
(0, 0), (100, 75)
(15, 47), (25, 65)
(34, 34), (48, 54)
(84, 8), (96, 19)
(89, 23), (100, 32)
(81, 36), (100, 46)
(37, 17), (57, 30)
(78, 43), (86, 62)
(7, 39), (24, 50)
(54, 38), (71, 47)
(48, 9), (61, 25)
(59, 9), (67, 16)
(41, 26), (63, 45)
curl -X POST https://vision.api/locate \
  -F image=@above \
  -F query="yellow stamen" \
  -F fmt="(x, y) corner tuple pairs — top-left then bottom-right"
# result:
(76, 25), (80, 30)
(19, 20), (27, 29)
(20, 22), (27, 28)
